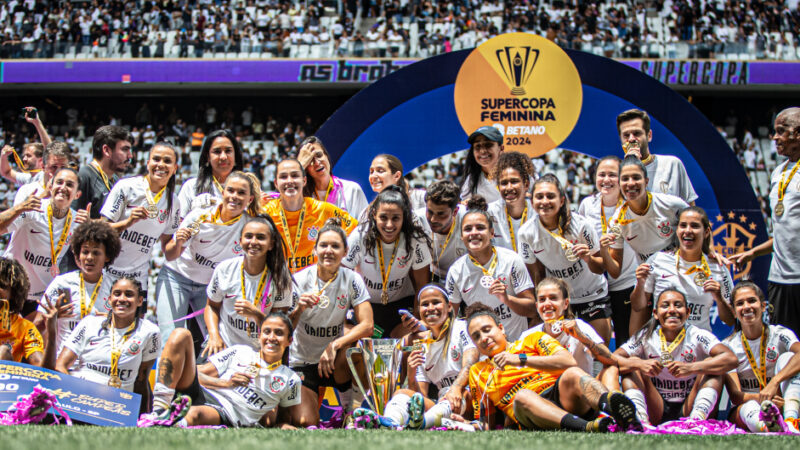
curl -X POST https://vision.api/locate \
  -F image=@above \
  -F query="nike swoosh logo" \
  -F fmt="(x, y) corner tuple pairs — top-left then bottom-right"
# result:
(200, 240), (212, 243)
(224, 294), (237, 299)
(462, 286), (473, 294)
(626, 235), (638, 241)
(30, 230), (43, 234)
(533, 249), (544, 254)
(660, 274), (674, 279)
(589, 309), (601, 317)
(365, 258), (375, 264)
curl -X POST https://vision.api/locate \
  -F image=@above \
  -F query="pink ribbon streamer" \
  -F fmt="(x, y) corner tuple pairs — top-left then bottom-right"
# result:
(0, 385), (72, 426)
(171, 308), (205, 323)
(610, 418), (746, 435)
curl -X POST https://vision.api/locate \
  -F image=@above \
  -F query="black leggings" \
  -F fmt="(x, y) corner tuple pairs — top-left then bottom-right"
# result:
(609, 286), (634, 348)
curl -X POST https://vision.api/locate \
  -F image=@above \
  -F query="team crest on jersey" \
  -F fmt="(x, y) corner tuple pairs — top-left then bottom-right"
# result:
(657, 220), (672, 238)
(158, 209), (168, 223)
(270, 375), (286, 393)
(397, 254), (411, 269)
(128, 339), (142, 355)
(307, 226), (319, 241)
(232, 241), (243, 255)
(767, 346), (779, 362)
(681, 348), (695, 362)
(450, 344), (461, 362)
(336, 294), (348, 309)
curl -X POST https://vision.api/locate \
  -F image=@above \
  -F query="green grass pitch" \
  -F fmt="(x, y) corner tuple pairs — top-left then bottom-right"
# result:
(0, 427), (798, 450)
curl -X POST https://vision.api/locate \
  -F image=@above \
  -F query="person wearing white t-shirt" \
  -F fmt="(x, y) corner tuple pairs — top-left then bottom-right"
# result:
(176, 129), (244, 222)
(343, 185), (431, 338)
(368, 154), (426, 212)
(296, 136), (369, 220)
(486, 152), (535, 253)
(632, 207), (735, 333)
(614, 289), (738, 426)
(616, 108), (698, 203)
(577, 155), (638, 344)
(0, 142), (43, 186)
(13, 142), (71, 207)
(0, 168), (89, 313)
(287, 218), (374, 427)
(57, 277), (160, 398)
(101, 143), (181, 296)
(460, 126), (503, 204)
(724, 282), (800, 433)
(157, 171), (259, 345)
(415, 180), (468, 282)
(205, 217), (295, 358)
(518, 174), (615, 344)
(446, 196), (536, 342)
(144, 312), (300, 428)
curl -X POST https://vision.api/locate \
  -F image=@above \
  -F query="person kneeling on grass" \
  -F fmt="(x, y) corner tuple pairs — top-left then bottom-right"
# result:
(613, 288), (738, 426)
(462, 302), (641, 432)
(145, 311), (301, 428)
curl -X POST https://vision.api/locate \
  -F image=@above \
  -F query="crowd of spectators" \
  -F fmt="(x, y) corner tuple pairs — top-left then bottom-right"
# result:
(1, 0), (799, 60)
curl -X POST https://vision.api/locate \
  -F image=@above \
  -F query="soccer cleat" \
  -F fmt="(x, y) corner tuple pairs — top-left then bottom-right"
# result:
(138, 395), (191, 427)
(406, 393), (425, 429)
(352, 407), (398, 429)
(760, 400), (791, 433)
(440, 417), (476, 432)
(785, 417), (800, 432)
(607, 391), (643, 432)
(586, 415), (614, 433)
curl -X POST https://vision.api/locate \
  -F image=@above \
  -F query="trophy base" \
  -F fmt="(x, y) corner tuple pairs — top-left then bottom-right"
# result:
(510, 87), (526, 95)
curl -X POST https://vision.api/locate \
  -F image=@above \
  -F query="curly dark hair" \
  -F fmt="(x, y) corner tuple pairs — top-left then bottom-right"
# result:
(0, 257), (30, 314)
(464, 302), (500, 329)
(70, 220), (122, 267)
(362, 185), (429, 256)
(492, 151), (534, 185)
(424, 180), (460, 210)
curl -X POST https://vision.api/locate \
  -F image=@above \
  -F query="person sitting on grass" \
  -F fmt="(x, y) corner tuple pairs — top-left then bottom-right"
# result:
(144, 311), (301, 428)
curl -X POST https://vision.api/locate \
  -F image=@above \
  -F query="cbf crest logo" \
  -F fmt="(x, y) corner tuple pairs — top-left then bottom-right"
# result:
(495, 46), (539, 96)
(712, 210), (758, 281)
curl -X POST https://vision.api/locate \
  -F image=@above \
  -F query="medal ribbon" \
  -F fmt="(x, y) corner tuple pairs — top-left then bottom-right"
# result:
(90, 160), (111, 191)
(315, 268), (338, 296)
(241, 263), (270, 309)
(278, 203), (306, 259)
(207, 205), (242, 226)
(659, 326), (686, 359)
(675, 250), (711, 278)
(600, 198), (623, 234)
(506, 205), (528, 252)
(468, 246), (498, 277)
(434, 218), (456, 270)
(778, 159), (800, 205)
(110, 317), (137, 383)
(544, 224), (573, 251)
(143, 176), (167, 210)
(48, 203), (72, 270)
(212, 175), (225, 195)
(10, 149), (39, 173)
(79, 273), (103, 319)
(616, 192), (652, 226)
(378, 240), (400, 301)
(741, 326), (769, 389)
(315, 177), (335, 203)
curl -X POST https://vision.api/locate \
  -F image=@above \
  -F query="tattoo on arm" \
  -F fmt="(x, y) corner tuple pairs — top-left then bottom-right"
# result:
(158, 358), (174, 387)
(578, 374), (606, 407)
(453, 351), (478, 389)
(588, 343), (617, 366)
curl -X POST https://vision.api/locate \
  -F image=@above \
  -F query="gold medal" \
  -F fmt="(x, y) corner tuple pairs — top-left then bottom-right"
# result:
(775, 201), (785, 217)
(187, 221), (201, 236)
(146, 203), (159, 219)
(245, 362), (260, 378)
(775, 159), (800, 219)
(564, 246), (579, 262)
(659, 327), (686, 366)
(108, 374), (122, 388)
(480, 275), (495, 289)
(660, 351), (673, 365)
(318, 295), (330, 309)
(608, 224), (622, 237)
(693, 271), (708, 286)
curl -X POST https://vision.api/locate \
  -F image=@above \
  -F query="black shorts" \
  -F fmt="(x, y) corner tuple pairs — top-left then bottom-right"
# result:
(571, 296), (612, 323)
(370, 295), (414, 338)
(661, 400), (685, 423)
(292, 363), (351, 393)
(608, 287), (633, 346)
(178, 370), (235, 427)
(768, 282), (800, 337)
(538, 374), (598, 421)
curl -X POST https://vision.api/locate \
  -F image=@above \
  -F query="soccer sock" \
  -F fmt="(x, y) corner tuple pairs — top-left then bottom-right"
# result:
(624, 388), (650, 424)
(781, 377), (800, 420)
(739, 400), (765, 432)
(422, 401), (453, 429)
(560, 413), (590, 431)
(383, 393), (411, 426)
(176, 417), (189, 428)
(152, 382), (175, 412)
(689, 387), (718, 420)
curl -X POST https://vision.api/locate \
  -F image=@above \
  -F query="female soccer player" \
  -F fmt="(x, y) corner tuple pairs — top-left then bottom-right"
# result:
(577, 156), (638, 343)
(177, 129), (243, 221)
(36, 221), (121, 357)
(263, 158), (357, 274)
(101, 142), (180, 295)
(460, 126), (503, 204)
(631, 207), (735, 331)
(156, 171), (260, 344)
(147, 312), (300, 428)
(614, 289), (738, 426)
(724, 281), (800, 433)
(287, 217), (374, 427)
(0, 257), (50, 367)
(446, 196), (535, 342)
(297, 136), (369, 219)
(464, 302), (640, 431)
(368, 154), (426, 212)
(486, 152), (534, 252)
(56, 277), (160, 397)
(204, 216), (295, 356)
(518, 174), (614, 344)
(420, 180), (468, 282)
(343, 185), (431, 338)
(0, 167), (89, 314)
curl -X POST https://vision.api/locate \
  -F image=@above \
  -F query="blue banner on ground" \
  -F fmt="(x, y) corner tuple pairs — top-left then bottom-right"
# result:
(0, 361), (140, 427)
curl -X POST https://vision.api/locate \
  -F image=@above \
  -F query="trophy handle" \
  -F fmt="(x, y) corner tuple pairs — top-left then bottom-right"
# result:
(345, 346), (376, 412)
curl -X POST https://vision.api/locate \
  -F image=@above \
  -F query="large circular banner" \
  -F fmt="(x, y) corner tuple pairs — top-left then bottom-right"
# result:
(454, 33), (582, 156)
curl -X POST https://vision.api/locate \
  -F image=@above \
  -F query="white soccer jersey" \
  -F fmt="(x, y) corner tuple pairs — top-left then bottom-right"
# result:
(768, 160), (800, 283)
(646, 154), (698, 203)
(414, 205), (469, 280)
(577, 193), (637, 291)
(101, 176), (181, 285)
(164, 206), (251, 283)
(520, 318), (604, 374)
(518, 214), (609, 303)
(205, 345), (301, 427)
(64, 315), (161, 392)
(487, 198), (535, 252)
(177, 177), (223, 222)
(724, 325), (799, 393)
(415, 319), (475, 397)
(621, 324), (719, 402)
(610, 192), (689, 263)
(446, 247), (534, 341)
(289, 265), (370, 366)
(460, 173), (501, 204)
(207, 256), (296, 350)
(39, 271), (109, 356)
(13, 176), (47, 205)
(643, 251), (733, 331)
(3, 200), (81, 301)
(409, 188), (427, 211)
(342, 226), (431, 303)
(316, 177), (369, 220)
(14, 171), (42, 187)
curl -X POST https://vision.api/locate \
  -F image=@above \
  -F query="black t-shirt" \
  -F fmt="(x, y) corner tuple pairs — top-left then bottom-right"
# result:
(71, 164), (119, 219)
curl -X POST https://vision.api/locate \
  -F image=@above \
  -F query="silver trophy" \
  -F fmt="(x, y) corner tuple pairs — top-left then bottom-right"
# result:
(346, 338), (404, 414)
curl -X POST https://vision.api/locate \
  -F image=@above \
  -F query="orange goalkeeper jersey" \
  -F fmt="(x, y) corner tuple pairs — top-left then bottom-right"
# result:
(468, 331), (567, 423)
(0, 315), (44, 362)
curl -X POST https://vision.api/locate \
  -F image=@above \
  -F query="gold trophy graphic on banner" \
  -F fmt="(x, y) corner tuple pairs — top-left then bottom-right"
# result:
(346, 338), (404, 414)
(495, 46), (539, 96)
